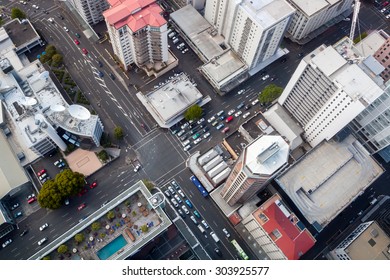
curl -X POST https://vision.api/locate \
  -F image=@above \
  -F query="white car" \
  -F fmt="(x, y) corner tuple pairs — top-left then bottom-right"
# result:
(19, 1), (27, 5)
(203, 132), (211, 139)
(237, 89), (245, 95)
(190, 215), (198, 224)
(262, 74), (270, 81)
(193, 138), (202, 145)
(207, 116), (216, 123)
(178, 189), (186, 198)
(197, 118), (205, 125)
(32, 4), (39, 9)
(2, 239), (12, 248)
(184, 144), (191, 151)
(174, 194), (182, 204)
(39, 223), (49, 231)
(251, 99), (259, 106)
(63, 26), (69, 32)
(234, 111), (242, 117)
(243, 112), (251, 119)
(48, 18), (54, 23)
(181, 122), (189, 130)
(181, 205), (190, 215)
(38, 238), (47, 246)
(133, 164), (141, 172)
(222, 228), (231, 238)
(170, 198), (179, 208)
(201, 220), (210, 229)
(228, 109), (235, 116)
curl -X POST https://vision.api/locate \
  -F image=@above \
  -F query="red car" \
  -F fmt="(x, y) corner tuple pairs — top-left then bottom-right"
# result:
(225, 116), (233, 123)
(37, 169), (46, 176)
(74, 39), (80, 45)
(82, 48), (88, 55)
(78, 188), (87, 197)
(28, 197), (37, 204)
(90, 182), (97, 189)
(78, 203), (86, 211)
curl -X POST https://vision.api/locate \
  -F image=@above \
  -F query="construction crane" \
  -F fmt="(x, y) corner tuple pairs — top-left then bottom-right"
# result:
(349, 0), (361, 48)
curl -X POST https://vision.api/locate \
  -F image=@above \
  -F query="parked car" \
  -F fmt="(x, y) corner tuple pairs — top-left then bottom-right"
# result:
(201, 220), (210, 229)
(27, 197), (37, 204)
(243, 112), (251, 119)
(183, 144), (191, 151)
(237, 89), (245, 95)
(177, 209), (186, 218)
(63, 26), (69, 32)
(185, 199), (193, 208)
(214, 247), (222, 256)
(174, 194), (182, 204)
(193, 210), (202, 219)
(203, 132), (211, 139)
(2, 239), (12, 248)
(164, 190), (171, 198)
(221, 127), (230, 133)
(97, 61), (103, 67)
(168, 186), (175, 195)
(225, 116), (233, 123)
(190, 215), (198, 224)
(262, 74), (270, 80)
(237, 102), (245, 110)
(170, 198), (179, 208)
(90, 181), (97, 189)
(207, 116), (216, 123)
(216, 123), (225, 130)
(82, 48), (88, 55)
(38, 238), (47, 246)
(192, 133), (201, 140)
(10, 203), (19, 211)
(109, 73), (116, 80)
(78, 188), (87, 197)
(222, 228), (230, 238)
(14, 211), (22, 218)
(234, 111), (242, 117)
(181, 205), (190, 214)
(74, 39), (80, 45)
(37, 169), (46, 176)
(171, 180), (180, 189)
(77, 203), (86, 211)
(211, 120), (219, 126)
(54, 159), (63, 167)
(193, 138), (202, 145)
(197, 118), (205, 125)
(39, 223), (49, 231)
(228, 109), (235, 116)
(134, 164), (141, 172)
(251, 99), (259, 106)
(178, 189), (185, 198)
(75, 32), (81, 38)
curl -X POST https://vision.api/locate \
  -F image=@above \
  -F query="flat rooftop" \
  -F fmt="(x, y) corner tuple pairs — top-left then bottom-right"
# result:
(355, 30), (388, 57)
(242, 0), (296, 28)
(288, 0), (333, 17)
(170, 5), (226, 61)
(3, 19), (39, 49)
(276, 135), (383, 229)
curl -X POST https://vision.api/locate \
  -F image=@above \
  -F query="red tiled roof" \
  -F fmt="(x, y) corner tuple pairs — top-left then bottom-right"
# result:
(260, 202), (315, 260)
(104, 0), (166, 32)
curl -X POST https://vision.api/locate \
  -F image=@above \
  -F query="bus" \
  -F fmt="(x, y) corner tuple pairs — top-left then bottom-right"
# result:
(190, 175), (209, 197)
(231, 239), (249, 260)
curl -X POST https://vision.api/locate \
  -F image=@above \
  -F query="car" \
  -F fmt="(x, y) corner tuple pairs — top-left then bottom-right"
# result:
(64, 198), (70, 205)
(216, 123), (224, 130)
(234, 111), (242, 117)
(44, 10), (49, 14)
(98, 71), (104, 78)
(262, 74), (270, 80)
(298, 52), (304, 58)
(82, 48), (88, 55)
(211, 120), (219, 126)
(20, 230), (28, 237)
(74, 39), (80, 45)
(41, 177), (50, 184)
(39, 173), (48, 181)
(90, 181), (97, 189)
(382, 6), (389, 12)
(243, 112), (251, 119)
(19, 1), (27, 4)
(219, 115), (226, 121)
(270, 76), (276, 81)
(28, 197), (37, 204)
(174, 194), (182, 204)
(37, 169), (46, 176)
(48, 18), (55, 23)
(97, 61), (103, 67)
(39, 223), (49, 231)
(170, 198), (179, 208)
(193, 210), (201, 219)
(237, 89), (245, 95)
(189, 129), (196, 135)
(32, 4), (39, 9)
(181, 122), (189, 130)
(245, 104), (251, 110)
(78, 188), (87, 197)
(216, 110), (225, 116)
(182, 48), (189, 54)
(237, 102), (245, 110)
(190, 215), (198, 224)
(177, 209), (186, 218)
(226, 116), (233, 123)
(177, 130), (185, 137)
(201, 220), (209, 229)
(63, 26), (69, 32)
(221, 127), (230, 133)
(172, 36), (177, 41)
(109, 73), (116, 80)
(203, 132), (211, 139)
(180, 135), (188, 142)
(214, 247), (222, 257)
(207, 116), (216, 123)
(202, 127), (209, 133)
(192, 133), (200, 140)
(75, 32), (81, 38)
(10, 203), (20, 210)
(222, 228), (230, 238)
(185, 199), (193, 208)
(168, 186), (175, 195)
(178, 189), (185, 198)
(14, 211), (22, 218)
(54, 159), (63, 167)
(27, 193), (36, 200)
(78, 203), (86, 211)
(171, 180), (180, 189)
(38, 238), (47, 246)
(164, 190), (171, 198)
(2, 239), (12, 248)
(181, 205), (190, 214)
(197, 118), (205, 125)
(194, 138), (202, 145)
(251, 99), (259, 106)
(134, 164), (141, 172)
(183, 144), (191, 151)
(228, 109), (235, 116)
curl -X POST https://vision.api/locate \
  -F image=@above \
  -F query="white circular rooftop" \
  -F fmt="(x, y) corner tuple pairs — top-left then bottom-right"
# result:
(68, 104), (91, 120)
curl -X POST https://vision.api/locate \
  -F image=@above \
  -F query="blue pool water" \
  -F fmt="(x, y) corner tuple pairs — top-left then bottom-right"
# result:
(97, 235), (128, 260)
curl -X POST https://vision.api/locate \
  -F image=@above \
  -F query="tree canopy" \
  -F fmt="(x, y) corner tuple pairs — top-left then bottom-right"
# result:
(114, 126), (124, 140)
(57, 244), (68, 254)
(51, 54), (63, 67)
(142, 179), (154, 191)
(258, 84), (283, 104)
(11, 8), (26, 19)
(74, 233), (85, 243)
(37, 180), (63, 209)
(45, 45), (57, 59)
(184, 104), (202, 121)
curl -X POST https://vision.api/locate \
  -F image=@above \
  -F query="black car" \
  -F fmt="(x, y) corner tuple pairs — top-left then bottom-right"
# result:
(202, 127), (209, 133)
(109, 73), (116, 80)
(214, 247), (222, 257)
(97, 61), (103, 67)
(58, 14), (64, 20)
(245, 104), (251, 110)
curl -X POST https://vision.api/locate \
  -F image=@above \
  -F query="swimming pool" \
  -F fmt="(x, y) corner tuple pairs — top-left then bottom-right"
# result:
(97, 234), (128, 260)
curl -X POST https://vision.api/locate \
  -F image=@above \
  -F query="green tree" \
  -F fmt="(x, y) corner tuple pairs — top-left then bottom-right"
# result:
(39, 54), (50, 64)
(57, 244), (68, 254)
(258, 84), (283, 104)
(11, 8), (26, 19)
(74, 233), (85, 244)
(107, 210), (115, 221)
(45, 45), (57, 59)
(97, 150), (109, 162)
(42, 255), (51, 260)
(142, 179), (154, 192)
(114, 126), (124, 140)
(140, 225), (149, 233)
(51, 54), (63, 67)
(91, 222), (101, 231)
(0, 18), (4, 27)
(184, 104), (202, 121)
(55, 169), (85, 197)
(37, 180), (63, 209)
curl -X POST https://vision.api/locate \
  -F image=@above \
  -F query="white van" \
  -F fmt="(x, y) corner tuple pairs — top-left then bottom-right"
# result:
(182, 139), (190, 147)
(173, 38), (179, 44)
(210, 231), (220, 242)
(197, 225), (205, 233)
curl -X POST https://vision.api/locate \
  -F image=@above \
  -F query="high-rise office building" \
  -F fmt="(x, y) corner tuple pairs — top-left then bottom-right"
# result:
(205, 0), (295, 73)
(103, 0), (168, 71)
(69, 0), (109, 25)
(278, 37), (384, 147)
(285, 0), (353, 43)
(220, 135), (289, 206)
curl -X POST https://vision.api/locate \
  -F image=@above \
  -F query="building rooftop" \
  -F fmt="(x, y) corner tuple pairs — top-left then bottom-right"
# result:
(245, 135), (289, 176)
(355, 30), (388, 57)
(104, 0), (166, 32)
(3, 19), (39, 51)
(252, 194), (316, 259)
(242, 0), (296, 28)
(276, 135), (384, 229)
(288, 0), (331, 17)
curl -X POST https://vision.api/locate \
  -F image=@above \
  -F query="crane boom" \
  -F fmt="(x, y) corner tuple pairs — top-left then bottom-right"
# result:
(349, 0), (361, 46)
